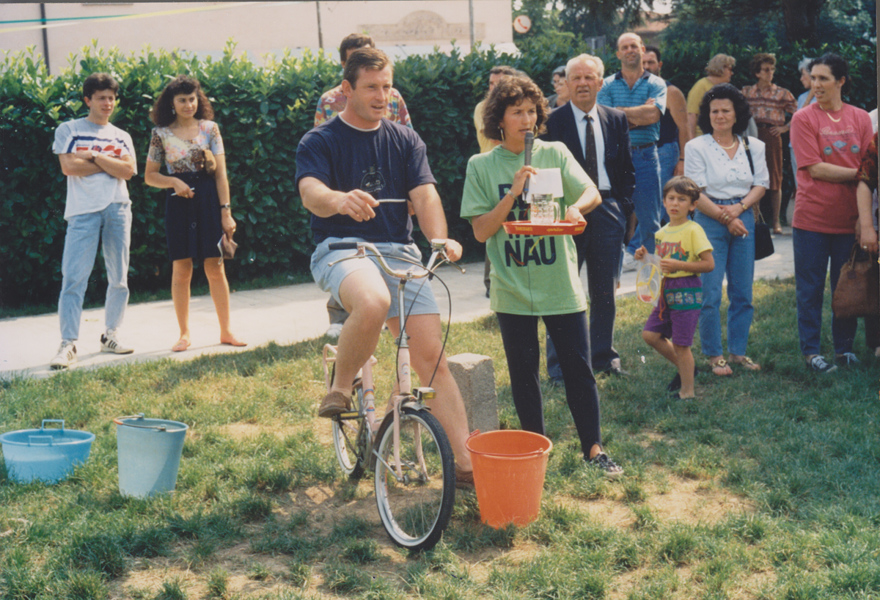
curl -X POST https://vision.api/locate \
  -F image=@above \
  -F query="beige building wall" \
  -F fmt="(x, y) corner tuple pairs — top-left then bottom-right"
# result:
(0, 1), (514, 73)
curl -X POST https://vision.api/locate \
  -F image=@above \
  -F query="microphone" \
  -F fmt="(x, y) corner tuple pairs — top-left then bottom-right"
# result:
(523, 132), (534, 201)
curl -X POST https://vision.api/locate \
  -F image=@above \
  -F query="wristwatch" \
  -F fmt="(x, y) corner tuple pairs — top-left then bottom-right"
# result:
(90, 150), (99, 161)
(739, 201), (747, 211)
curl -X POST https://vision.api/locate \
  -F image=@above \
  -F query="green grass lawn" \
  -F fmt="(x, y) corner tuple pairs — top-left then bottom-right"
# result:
(1, 278), (878, 600)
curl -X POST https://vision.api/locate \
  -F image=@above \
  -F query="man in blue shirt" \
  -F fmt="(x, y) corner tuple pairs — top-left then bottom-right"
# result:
(597, 32), (667, 258)
(296, 48), (474, 481)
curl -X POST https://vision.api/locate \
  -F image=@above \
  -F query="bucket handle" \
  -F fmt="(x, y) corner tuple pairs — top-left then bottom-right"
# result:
(40, 419), (65, 432)
(113, 413), (168, 431)
(466, 429), (548, 458)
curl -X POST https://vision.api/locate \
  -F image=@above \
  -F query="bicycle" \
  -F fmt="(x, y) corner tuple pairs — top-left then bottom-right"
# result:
(321, 239), (464, 551)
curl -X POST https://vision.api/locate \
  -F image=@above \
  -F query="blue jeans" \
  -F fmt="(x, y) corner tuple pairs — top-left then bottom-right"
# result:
(695, 203), (755, 357)
(58, 202), (132, 342)
(547, 204), (625, 375)
(792, 228), (857, 356)
(626, 144), (663, 254)
(658, 141), (680, 187)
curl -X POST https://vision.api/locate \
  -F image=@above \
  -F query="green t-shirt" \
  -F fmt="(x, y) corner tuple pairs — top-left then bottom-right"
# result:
(460, 140), (595, 315)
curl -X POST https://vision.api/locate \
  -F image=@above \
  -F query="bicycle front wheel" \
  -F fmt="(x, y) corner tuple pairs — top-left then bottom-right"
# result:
(373, 406), (455, 551)
(331, 383), (369, 479)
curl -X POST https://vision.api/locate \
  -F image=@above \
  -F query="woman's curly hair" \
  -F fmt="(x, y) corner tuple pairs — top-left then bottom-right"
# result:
(481, 75), (549, 142)
(150, 75), (214, 127)
(697, 83), (752, 136)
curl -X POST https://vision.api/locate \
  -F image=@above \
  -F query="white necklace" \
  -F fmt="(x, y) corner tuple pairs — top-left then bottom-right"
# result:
(820, 106), (842, 123)
(714, 137), (737, 150)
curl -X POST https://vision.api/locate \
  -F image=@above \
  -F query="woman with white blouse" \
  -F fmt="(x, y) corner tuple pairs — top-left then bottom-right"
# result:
(685, 83), (769, 376)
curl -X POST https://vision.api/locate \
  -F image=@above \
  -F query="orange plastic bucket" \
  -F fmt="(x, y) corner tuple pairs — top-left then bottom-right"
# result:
(466, 430), (552, 528)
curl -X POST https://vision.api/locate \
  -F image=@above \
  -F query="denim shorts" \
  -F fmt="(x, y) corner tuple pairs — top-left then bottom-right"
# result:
(310, 237), (439, 320)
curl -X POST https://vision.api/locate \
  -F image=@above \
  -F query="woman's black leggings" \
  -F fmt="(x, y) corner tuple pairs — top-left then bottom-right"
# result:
(496, 311), (602, 458)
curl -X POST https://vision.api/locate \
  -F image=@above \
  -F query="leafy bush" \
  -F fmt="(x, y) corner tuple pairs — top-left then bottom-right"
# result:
(1, 38), (875, 309)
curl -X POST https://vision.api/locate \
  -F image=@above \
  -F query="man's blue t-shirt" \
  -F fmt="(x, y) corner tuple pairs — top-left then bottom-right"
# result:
(597, 70), (667, 146)
(295, 117), (436, 244)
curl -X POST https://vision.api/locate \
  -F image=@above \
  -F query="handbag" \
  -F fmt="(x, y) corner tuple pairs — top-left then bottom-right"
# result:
(742, 136), (774, 261)
(832, 244), (880, 318)
(217, 233), (238, 263)
(753, 211), (775, 261)
(201, 149), (217, 175)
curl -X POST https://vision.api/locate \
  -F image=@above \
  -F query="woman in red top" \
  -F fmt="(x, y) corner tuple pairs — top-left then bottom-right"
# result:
(790, 53), (873, 372)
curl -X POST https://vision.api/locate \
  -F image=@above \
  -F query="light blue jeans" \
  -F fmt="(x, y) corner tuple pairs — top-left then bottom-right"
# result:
(627, 144), (663, 254)
(59, 202), (131, 342)
(694, 202), (755, 357)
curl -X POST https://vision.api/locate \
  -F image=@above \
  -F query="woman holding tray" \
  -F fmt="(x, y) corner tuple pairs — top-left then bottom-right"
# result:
(145, 75), (245, 352)
(460, 75), (622, 476)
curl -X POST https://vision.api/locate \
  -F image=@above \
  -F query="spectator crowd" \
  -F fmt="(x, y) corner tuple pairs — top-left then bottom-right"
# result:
(48, 31), (878, 479)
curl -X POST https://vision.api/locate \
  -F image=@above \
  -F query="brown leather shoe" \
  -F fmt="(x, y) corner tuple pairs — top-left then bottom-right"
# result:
(454, 464), (475, 490)
(318, 390), (350, 418)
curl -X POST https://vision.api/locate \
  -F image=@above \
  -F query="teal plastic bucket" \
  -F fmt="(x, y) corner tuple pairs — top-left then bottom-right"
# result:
(0, 419), (95, 483)
(114, 414), (188, 498)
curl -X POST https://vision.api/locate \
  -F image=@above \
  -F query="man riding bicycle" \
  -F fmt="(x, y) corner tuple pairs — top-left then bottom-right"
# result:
(296, 47), (474, 483)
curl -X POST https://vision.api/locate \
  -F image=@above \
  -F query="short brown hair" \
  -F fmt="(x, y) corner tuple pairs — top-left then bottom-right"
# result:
(750, 52), (776, 76)
(339, 33), (374, 64)
(663, 176), (701, 203)
(83, 73), (119, 99)
(150, 75), (214, 127)
(481, 75), (548, 142)
(343, 47), (391, 88)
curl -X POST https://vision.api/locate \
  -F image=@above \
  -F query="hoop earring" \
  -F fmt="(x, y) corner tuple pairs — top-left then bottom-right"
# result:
(533, 124), (538, 134)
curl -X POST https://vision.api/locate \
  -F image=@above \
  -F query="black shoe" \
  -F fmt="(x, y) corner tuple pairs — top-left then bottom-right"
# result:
(587, 453), (623, 478)
(666, 366), (698, 392)
(599, 359), (628, 377)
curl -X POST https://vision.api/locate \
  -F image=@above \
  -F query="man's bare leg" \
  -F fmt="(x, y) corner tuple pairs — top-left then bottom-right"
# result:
(327, 268), (390, 397)
(386, 314), (473, 472)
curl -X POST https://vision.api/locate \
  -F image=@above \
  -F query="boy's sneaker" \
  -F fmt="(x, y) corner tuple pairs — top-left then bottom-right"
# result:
(587, 453), (624, 478)
(100, 332), (134, 355)
(50, 342), (77, 370)
(836, 352), (860, 367)
(807, 355), (837, 374)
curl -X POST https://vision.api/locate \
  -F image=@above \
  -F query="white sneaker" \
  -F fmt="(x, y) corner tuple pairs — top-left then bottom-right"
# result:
(622, 251), (638, 272)
(50, 342), (77, 370)
(100, 332), (134, 354)
(325, 323), (344, 339)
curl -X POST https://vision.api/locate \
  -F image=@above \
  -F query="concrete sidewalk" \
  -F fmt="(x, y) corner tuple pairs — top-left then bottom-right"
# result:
(0, 233), (794, 379)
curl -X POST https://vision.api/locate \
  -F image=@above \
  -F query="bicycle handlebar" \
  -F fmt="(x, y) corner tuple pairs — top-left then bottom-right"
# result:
(327, 239), (456, 280)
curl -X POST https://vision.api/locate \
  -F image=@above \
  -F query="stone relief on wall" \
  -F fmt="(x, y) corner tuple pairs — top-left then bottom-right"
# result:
(363, 10), (485, 43)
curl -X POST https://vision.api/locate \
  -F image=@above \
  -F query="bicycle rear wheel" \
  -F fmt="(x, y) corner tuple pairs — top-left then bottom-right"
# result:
(331, 383), (369, 479)
(374, 406), (455, 551)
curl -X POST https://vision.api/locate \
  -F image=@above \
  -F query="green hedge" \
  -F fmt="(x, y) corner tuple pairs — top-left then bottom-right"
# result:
(0, 38), (875, 309)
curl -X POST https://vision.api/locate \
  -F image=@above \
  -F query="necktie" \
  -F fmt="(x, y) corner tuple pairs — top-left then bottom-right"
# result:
(584, 114), (599, 184)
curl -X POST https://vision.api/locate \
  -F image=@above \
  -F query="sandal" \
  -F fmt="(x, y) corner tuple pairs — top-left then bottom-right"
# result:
(730, 356), (761, 371)
(709, 358), (732, 376)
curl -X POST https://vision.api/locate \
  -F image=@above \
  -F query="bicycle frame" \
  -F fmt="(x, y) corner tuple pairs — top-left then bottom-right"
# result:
(323, 240), (457, 480)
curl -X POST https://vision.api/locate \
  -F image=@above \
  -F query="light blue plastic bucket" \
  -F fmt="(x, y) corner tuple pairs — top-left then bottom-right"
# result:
(114, 414), (188, 498)
(0, 419), (95, 483)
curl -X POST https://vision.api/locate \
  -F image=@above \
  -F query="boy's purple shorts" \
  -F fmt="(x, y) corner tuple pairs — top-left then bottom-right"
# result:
(644, 306), (700, 347)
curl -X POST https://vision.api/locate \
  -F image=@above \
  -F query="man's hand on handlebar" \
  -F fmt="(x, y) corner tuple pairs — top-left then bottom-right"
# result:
(337, 189), (380, 222)
(439, 239), (462, 262)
